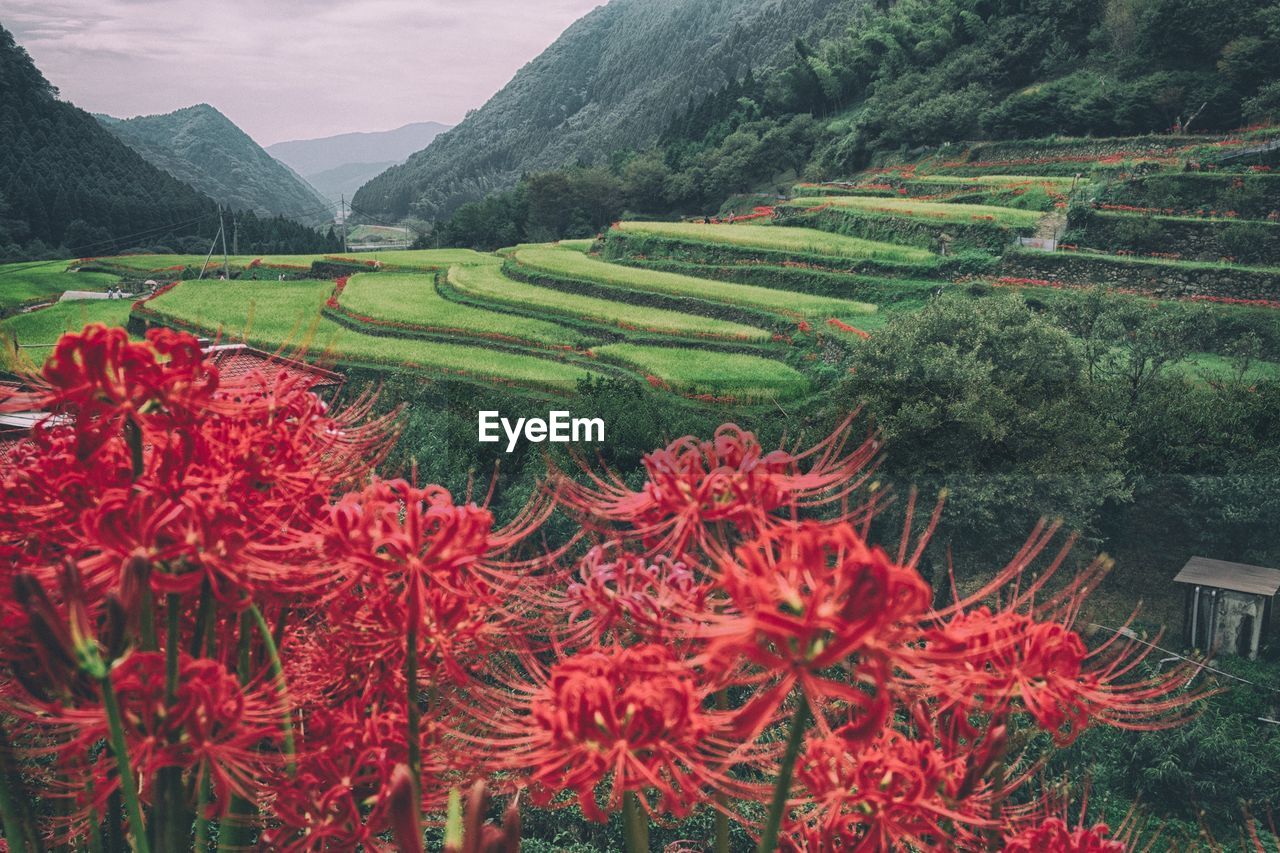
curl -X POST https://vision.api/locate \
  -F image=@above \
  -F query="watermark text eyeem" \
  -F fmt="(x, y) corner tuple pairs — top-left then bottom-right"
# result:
(478, 411), (605, 453)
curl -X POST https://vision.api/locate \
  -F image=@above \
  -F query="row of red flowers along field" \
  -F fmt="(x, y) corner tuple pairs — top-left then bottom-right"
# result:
(0, 325), (1211, 852)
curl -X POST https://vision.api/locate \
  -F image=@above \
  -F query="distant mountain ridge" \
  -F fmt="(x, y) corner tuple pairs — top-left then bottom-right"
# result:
(352, 0), (863, 221)
(266, 122), (450, 204)
(97, 105), (333, 226)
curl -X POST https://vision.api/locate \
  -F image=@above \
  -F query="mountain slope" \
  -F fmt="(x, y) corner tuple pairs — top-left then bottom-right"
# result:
(0, 25), (223, 257)
(267, 122), (450, 177)
(98, 105), (333, 226)
(353, 0), (863, 221)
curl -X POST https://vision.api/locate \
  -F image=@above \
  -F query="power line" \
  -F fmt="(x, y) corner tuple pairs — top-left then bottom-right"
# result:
(1087, 622), (1279, 693)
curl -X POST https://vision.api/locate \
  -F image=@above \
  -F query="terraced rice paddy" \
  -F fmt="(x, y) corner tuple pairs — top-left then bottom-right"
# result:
(331, 249), (501, 269)
(612, 221), (936, 263)
(339, 273), (586, 348)
(1, 299), (135, 353)
(512, 247), (877, 321)
(593, 343), (810, 402)
(787, 195), (1043, 228)
(144, 279), (600, 391)
(0, 261), (119, 310)
(448, 263), (771, 342)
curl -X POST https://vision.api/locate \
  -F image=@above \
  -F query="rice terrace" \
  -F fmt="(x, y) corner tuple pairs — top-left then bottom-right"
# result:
(2, 0), (1280, 850)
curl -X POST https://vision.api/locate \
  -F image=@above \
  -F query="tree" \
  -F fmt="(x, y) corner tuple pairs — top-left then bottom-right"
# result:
(844, 293), (1129, 562)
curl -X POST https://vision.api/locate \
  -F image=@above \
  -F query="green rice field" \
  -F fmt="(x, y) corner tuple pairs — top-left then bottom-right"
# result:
(332, 249), (501, 269)
(0, 261), (119, 310)
(2, 300), (136, 354)
(144, 279), (599, 391)
(512, 247), (877, 321)
(339, 273), (586, 348)
(448, 264), (771, 342)
(612, 221), (936, 263)
(787, 195), (1043, 227)
(593, 343), (810, 401)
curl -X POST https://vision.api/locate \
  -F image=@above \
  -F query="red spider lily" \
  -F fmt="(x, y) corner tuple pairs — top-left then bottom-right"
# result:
(554, 419), (880, 555)
(783, 721), (994, 852)
(466, 643), (762, 823)
(551, 546), (714, 647)
(1001, 818), (1127, 852)
(703, 521), (931, 739)
(38, 325), (216, 457)
(23, 653), (279, 820)
(264, 696), (423, 852)
(320, 478), (549, 682)
(914, 524), (1206, 745)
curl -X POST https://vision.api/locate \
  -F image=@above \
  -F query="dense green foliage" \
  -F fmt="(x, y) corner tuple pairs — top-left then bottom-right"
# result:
(353, 0), (864, 221)
(845, 290), (1280, 575)
(98, 105), (333, 226)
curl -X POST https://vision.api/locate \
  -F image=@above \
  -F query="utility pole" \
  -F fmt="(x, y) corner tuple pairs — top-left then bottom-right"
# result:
(232, 215), (239, 257)
(340, 195), (349, 253)
(219, 209), (230, 280)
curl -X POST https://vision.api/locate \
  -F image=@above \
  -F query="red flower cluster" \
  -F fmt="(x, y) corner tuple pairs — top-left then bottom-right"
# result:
(0, 325), (1208, 852)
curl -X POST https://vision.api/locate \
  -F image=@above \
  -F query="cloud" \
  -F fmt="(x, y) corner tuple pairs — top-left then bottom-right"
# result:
(3, 0), (603, 145)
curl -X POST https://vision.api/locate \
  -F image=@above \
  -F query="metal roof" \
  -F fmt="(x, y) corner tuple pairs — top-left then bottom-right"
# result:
(1173, 556), (1280, 597)
(205, 344), (343, 390)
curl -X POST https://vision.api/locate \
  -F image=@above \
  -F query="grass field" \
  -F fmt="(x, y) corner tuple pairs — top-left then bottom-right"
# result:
(513, 247), (877, 321)
(448, 264), (771, 342)
(594, 343), (809, 401)
(1168, 352), (1280, 383)
(0, 261), (119, 310)
(1, 300), (135, 353)
(80, 255), (222, 271)
(144, 279), (598, 391)
(340, 273), (586, 348)
(336, 249), (500, 269)
(612, 221), (937, 263)
(788, 195), (1044, 228)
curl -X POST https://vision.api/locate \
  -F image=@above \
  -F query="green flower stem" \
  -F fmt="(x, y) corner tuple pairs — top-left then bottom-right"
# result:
(138, 585), (157, 652)
(247, 604), (296, 776)
(165, 594), (180, 702)
(157, 594), (190, 850)
(189, 580), (213, 657)
(622, 791), (650, 853)
(193, 767), (211, 852)
(757, 693), (810, 853)
(220, 615), (257, 851)
(0, 722), (39, 853)
(100, 672), (151, 853)
(406, 621), (421, 793)
(714, 690), (731, 853)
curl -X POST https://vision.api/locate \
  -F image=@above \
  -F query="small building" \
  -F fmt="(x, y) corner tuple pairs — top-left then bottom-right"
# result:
(203, 343), (344, 394)
(1175, 556), (1280, 660)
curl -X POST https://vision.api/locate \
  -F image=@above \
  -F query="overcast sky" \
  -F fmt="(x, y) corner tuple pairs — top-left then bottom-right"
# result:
(3, 0), (602, 146)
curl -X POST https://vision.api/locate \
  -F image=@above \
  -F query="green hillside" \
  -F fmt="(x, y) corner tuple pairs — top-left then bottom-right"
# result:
(98, 104), (333, 226)
(352, 0), (864, 221)
(0, 25), (218, 258)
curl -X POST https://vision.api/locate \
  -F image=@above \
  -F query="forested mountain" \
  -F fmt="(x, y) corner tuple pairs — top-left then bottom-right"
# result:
(98, 105), (333, 225)
(0, 24), (341, 261)
(433, 0), (1280, 248)
(353, 0), (864, 221)
(266, 122), (450, 204)
(0, 24), (221, 258)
